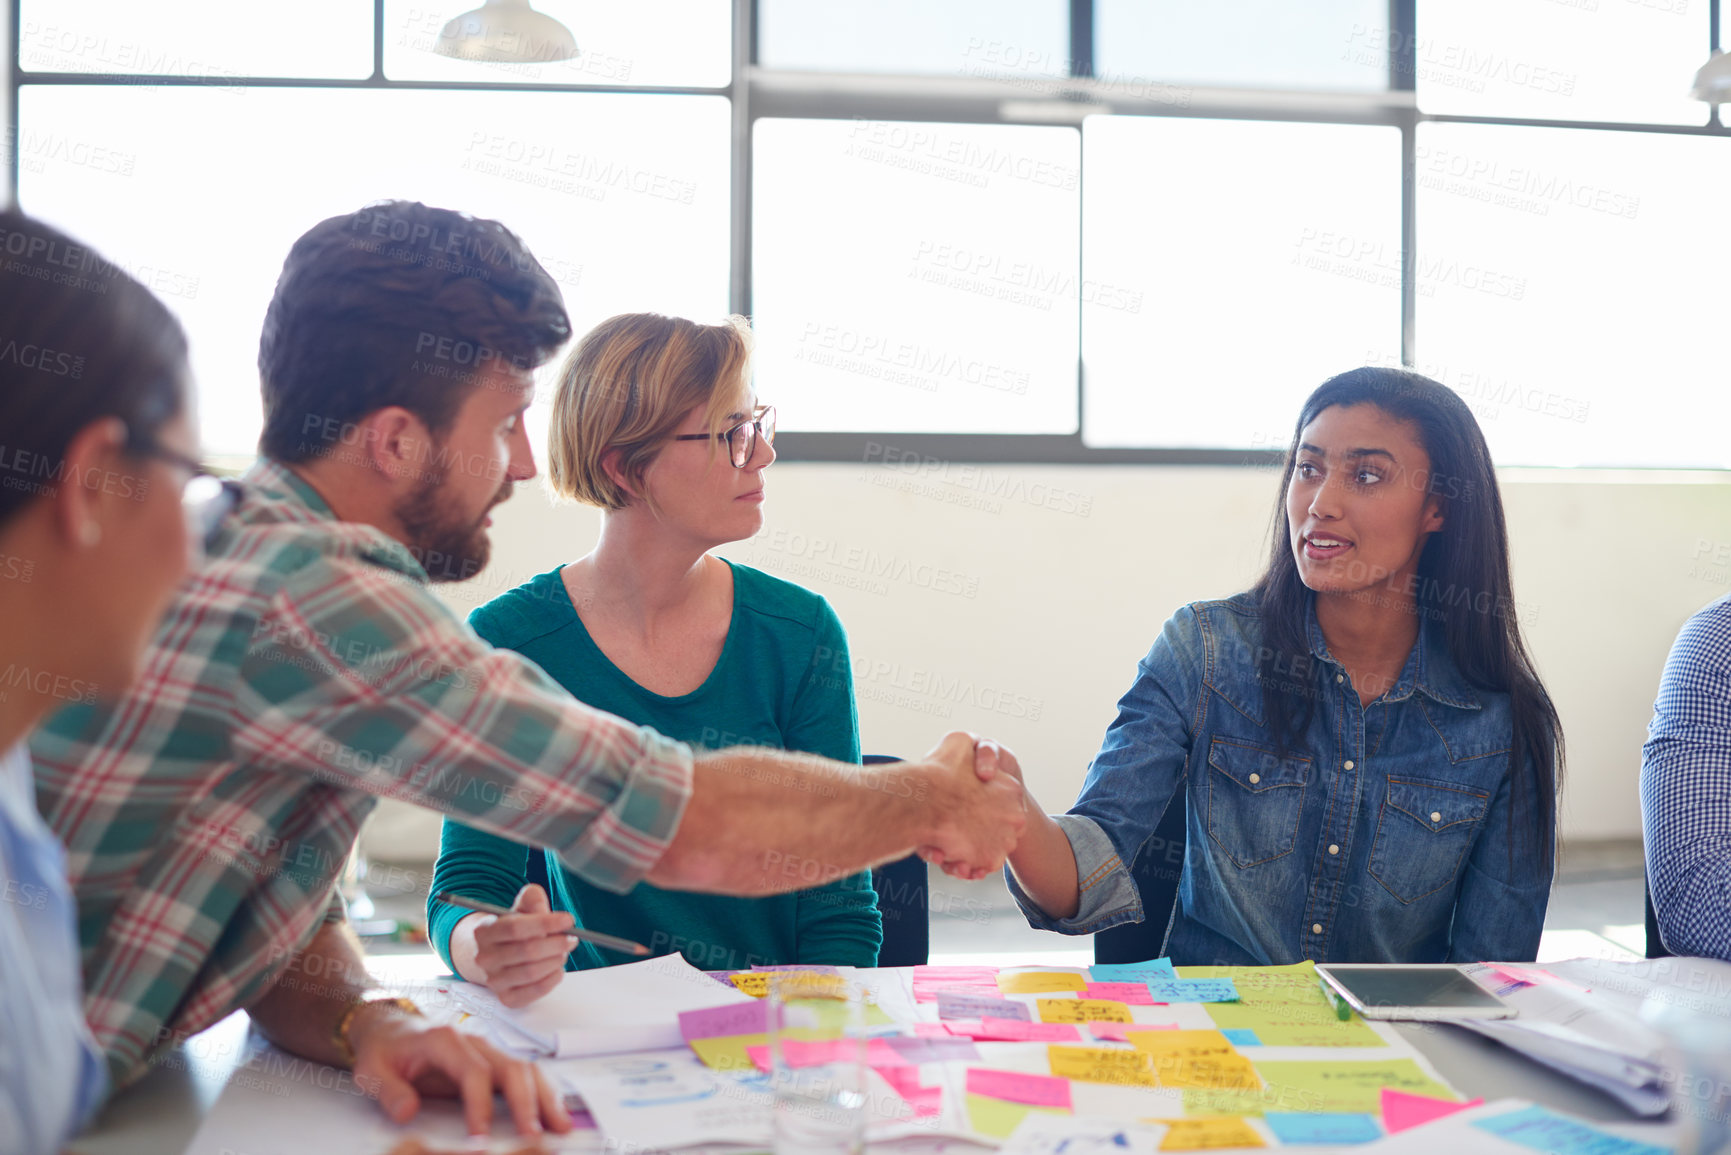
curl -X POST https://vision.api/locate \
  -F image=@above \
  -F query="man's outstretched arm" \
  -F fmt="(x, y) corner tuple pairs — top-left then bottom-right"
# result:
(648, 732), (1026, 894)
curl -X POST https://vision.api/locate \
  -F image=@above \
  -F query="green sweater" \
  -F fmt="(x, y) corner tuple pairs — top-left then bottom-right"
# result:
(427, 560), (882, 973)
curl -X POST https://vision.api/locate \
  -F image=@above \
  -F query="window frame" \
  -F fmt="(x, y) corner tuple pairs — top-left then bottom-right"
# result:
(6, 0), (1725, 467)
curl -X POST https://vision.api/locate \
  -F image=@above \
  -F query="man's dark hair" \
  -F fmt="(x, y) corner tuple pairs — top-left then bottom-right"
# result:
(257, 200), (571, 463)
(0, 208), (189, 528)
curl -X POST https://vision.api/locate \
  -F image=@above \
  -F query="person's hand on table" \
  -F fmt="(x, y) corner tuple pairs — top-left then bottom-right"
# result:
(347, 1001), (573, 1141)
(469, 884), (578, 1008)
(913, 732), (1027, 881)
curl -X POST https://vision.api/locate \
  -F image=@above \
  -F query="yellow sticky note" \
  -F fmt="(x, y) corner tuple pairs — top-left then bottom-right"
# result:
(729, 971), (846, 999)
(1152, 1053), (1262, 1092)
(1248, 1060), (1457, 1115)
(965, 1093), (1069, 1139)
(1130, 1029), (1236, 1059)
(688, 1033), (765, 1071)
(1178, 961), (1324, 1007)
(999, 971), (1089, 995)
(1038, 999), (1132, 1024)
(1153, 1116), (1266, 1151)
(1047, 1045), (1157, 1088)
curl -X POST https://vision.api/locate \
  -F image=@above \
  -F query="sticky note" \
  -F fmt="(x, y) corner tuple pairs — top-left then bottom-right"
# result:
(938, 992), (1029, 1021)
(966, 1068), (1075, 1109)
(1153, 1054), (1262, 1092)
(688, 1033), (766, 1071)
(1249, 1060), (1458, 1115)
(883, 1035), (980, 1064)
(1382, 1089), (1483, 1134)
(999, 971), (1090, 994)
(1265, 1113), (1383, 1145)
(1085, 982), (1159, 1005)
(877, 1066), (943, 1117)
(1038, 999), (1132, 1024)
(1221, 1030), (1260, 1046)
(916, 965), (1000, 981)
(1152, 1116), (1265, 1151)
(966, 1094), (1069, 1139)
(1091, 959), (1178, 983)
(912, 1022), (954, 1037)
(1091, 1021), (1179, 1042)
(730, 970), (846, 998)
(1129, 1029), (1235, 1059)
(1142, 978), (1240, 1004)
(1472, 1105), (1671, 1155)
(743, 1037), (903, 1072)
(1204, 1007), (1384, 1048)
(751, 963), (841, 974)
(677, 1001), (769, 1042)
(953, 1018), (1083, 1042)
(1047, 1045), (1158, 1088)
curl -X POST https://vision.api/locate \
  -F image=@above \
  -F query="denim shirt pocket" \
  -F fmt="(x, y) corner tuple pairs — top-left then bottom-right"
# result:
(1368, 776), (1491, 903)
(1205, 737), (1310, 868)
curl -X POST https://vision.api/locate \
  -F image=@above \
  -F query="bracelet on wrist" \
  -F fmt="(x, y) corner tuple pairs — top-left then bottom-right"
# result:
(333, 993), (421, 1065)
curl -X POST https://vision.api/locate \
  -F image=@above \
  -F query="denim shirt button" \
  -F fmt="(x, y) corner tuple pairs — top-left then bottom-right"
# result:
(1430, 811), (1442, 823)
(1311, 923), (1322, 934)
(1343, 760), (1355, 770)
(1248, 773), (1260, 784)
(1328, 844), (1340, 855)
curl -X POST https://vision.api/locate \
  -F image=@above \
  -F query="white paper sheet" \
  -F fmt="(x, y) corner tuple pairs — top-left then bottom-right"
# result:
(448, 954), (755, 1058)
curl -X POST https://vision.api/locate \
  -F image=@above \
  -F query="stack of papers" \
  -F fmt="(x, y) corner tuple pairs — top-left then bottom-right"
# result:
(1460, 963), (1669, 1115)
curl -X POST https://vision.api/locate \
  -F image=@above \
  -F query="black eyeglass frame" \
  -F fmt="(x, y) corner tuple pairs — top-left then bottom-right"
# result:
(671, 405), (776, 469)
(126, 434), (242, 551)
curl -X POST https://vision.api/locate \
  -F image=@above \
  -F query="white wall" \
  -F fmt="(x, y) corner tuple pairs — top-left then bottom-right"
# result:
(362, 463), (1731, 860)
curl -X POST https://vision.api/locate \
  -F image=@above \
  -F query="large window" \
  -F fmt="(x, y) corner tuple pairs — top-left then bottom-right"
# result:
(10, 0), (1728, 468)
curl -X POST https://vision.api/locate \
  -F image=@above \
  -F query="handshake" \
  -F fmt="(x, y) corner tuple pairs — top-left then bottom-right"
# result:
(907, 731), (1030, 882)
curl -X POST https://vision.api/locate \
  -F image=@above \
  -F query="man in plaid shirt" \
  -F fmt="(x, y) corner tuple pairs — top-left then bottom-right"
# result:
(31, 201), (1026, 1141)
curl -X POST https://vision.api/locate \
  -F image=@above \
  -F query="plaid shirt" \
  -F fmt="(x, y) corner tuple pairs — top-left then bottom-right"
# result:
(1642, 592), (1731, 959)
(30, 459), (693, 1087)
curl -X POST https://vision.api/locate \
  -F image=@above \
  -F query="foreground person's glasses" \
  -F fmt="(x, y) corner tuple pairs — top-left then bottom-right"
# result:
(672, 405), (777, 469)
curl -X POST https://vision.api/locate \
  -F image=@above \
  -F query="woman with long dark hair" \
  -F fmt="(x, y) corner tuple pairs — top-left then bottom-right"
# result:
(1003, 366), (1562, 963)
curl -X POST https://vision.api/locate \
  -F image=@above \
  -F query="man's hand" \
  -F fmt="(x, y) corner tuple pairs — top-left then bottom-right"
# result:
(468, 885), (577, 1008)
(348, 1004), (573, 1140)
(915, 732), (1027, 880)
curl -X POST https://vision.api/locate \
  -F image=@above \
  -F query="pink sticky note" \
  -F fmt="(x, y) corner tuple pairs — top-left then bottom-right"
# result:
(1084, 982), (1158, 1006)
(1381, 1089), (1483, 1134)
(915, 966), (1001, 980)
(678, 1001), (770, 1042)
(965, 1068), (1074, 1110)
(746, 1039), (909, 1072)
(1088, 1021), (1180, 1042)
(966, 1017), (1082, 1042)
(914, 1022), (957, 1037)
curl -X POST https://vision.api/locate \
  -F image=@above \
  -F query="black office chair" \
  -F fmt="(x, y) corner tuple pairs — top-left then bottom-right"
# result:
(863, 754), (931, 966)
(1093, 782), (1187, 965)
(1645, 874), (1671, 960)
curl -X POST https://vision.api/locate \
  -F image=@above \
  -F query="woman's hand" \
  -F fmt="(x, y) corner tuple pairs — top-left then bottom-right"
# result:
(460, 885), (577, 1008)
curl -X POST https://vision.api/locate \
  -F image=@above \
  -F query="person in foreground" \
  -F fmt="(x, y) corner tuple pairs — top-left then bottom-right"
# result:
(430, 313), (880, 1006)
(1642, 590), (1731, 959)
(0, 209), (207, 1153)
(1002, 366), (1562, 965)
(30, 201), (1025, 1142)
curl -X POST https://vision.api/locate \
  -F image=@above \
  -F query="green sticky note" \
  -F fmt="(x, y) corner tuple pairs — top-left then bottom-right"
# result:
(964, 1092), (1070, 1139)
(1205, 1003), (1384, 1048)
(1251, 1060), (1458, 1115)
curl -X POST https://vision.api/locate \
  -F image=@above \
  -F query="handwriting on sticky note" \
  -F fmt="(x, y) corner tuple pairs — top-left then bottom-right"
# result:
(1048, 1045), (1157, 1087)
(1038, 999), (1132, 1024)
(1142, 978), (1240, 1004)
(1265, 1113), (1382, 1145)
(1153, 1054), (1261, 1092)
(1472, 1105), (1672, 1155)
(966, 1067), (1075, 1109)
(1152, 1116), (1265, 1150)
(1091, 959), (1178, 983)
(938, 991), (1029, 1021)
(999, 971), (1090, 995)
(1251, 1059), (1456, 1115)
(1130, 1029), (1234, 1057)
(1084, 982), (1158, 1005)
(965, 1018), (1083, 1042)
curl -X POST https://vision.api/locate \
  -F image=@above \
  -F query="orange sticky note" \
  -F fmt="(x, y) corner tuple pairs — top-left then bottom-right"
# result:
(998, 971), (1089, 995)
(1047, 1045), (1157, 1087)
(1153, 1116), (1266, 1150)
(1038, 998), (1132, 1024)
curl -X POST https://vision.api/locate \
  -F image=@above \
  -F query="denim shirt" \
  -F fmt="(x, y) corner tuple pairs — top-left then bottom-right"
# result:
(1009, 593), (1551, 965)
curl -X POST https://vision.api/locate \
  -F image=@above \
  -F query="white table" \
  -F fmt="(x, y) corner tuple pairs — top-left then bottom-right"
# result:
(67, 956), (1694, 1154)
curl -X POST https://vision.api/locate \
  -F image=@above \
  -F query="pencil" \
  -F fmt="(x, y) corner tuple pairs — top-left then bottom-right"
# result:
(433, 891), (651, 956)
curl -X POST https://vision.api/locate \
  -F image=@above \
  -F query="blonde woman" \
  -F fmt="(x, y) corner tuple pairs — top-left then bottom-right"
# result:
(428, 314), (881, 1006)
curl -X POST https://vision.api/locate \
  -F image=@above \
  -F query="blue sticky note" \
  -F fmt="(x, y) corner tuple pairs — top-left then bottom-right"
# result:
(1266, 1113), (1383, 1145)
(1089, 959), (1177, 983)
(1472, 1106), (1671, 1155)
(1140, 977), (1240, 1003)
(1221, 1029), (1261, 1046)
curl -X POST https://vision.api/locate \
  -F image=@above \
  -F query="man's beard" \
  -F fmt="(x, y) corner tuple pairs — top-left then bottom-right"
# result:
(394, 469), (508, 584)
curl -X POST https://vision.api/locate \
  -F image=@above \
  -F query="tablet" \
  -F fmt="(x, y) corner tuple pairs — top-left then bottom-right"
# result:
(1315, 964), (1516, 1021)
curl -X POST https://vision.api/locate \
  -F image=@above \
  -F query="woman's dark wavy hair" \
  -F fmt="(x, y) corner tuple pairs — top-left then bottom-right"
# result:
(1250, 366), (1562, 866)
